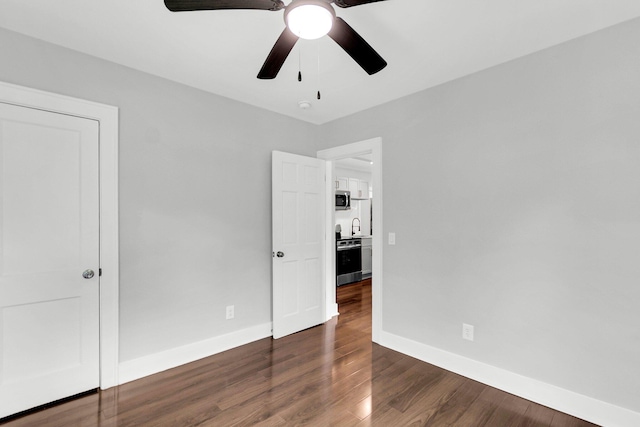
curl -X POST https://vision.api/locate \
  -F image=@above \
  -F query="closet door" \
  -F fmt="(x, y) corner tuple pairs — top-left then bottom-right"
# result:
(0, 102), (99, 418)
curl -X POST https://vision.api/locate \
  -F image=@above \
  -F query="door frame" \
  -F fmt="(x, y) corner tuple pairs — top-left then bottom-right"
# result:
(317, 137), (382, 342)
(0, 81), (119, 389)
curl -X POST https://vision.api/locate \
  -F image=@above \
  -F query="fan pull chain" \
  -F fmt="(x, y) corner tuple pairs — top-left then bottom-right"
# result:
(298, 45), (302, 82)
(316, 40), (321, 100)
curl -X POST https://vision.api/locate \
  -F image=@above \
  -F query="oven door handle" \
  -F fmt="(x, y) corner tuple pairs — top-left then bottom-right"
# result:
(337, 245), (362, 251)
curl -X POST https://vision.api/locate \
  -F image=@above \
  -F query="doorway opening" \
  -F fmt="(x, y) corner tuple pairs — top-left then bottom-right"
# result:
(317, 137), (382, 343)
(335, 154), (372, 287)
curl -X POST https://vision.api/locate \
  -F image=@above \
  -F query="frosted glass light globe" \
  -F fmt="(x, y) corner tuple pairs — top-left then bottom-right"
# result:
(286, 2), (335, 40)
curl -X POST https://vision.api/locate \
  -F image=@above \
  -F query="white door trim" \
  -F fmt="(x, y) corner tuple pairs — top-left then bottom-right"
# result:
(317, 137), (382, 343)
(0, 81), (119, 388)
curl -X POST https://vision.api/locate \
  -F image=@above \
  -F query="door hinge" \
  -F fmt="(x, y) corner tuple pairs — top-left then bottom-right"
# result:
(99, 268), (102, 277)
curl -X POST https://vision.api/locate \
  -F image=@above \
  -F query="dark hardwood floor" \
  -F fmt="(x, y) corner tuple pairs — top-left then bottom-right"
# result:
(1, 279), (598, 426)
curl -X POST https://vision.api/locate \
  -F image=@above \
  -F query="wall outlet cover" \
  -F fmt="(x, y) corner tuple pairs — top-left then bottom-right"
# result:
(462, 323), (474, 341)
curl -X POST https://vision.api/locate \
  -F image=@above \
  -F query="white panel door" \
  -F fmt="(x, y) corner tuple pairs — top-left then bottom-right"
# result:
(0, 102), (99, 418)
(272, 151), (325, 339)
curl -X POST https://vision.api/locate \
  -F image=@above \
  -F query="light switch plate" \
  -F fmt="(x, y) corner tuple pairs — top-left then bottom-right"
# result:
(388, 232), (396, 245)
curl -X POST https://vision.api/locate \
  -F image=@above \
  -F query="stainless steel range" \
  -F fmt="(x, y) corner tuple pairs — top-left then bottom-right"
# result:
(336, 238), (362, 286)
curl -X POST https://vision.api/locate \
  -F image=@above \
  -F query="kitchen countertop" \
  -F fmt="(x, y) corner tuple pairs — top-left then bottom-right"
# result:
(338, 235), (372, 241)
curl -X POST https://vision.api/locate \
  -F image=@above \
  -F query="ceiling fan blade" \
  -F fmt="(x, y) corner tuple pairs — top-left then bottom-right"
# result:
(333, 0), (387, 8)
(257, 28), (299, 79)
(164, 0), (284, 12)
(327, 17), (387, 75)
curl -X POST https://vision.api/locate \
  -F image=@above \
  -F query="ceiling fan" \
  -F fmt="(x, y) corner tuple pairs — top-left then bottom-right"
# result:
(164, 0), (388, 79)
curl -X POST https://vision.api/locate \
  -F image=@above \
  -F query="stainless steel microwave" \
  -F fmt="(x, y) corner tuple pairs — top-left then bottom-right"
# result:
(335, 190), (351, 210)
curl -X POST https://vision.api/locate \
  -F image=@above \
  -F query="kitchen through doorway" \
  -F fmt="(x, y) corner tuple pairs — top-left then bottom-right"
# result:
(317, 137), (382, 343)
(335, 156), (372, 284)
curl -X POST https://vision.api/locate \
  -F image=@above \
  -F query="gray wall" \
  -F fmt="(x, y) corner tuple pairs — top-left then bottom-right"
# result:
(0, 28), (320, 362)
(319, 18), (640, 412)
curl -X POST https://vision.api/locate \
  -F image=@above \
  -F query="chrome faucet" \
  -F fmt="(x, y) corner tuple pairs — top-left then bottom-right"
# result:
(351, 218), (361, 236)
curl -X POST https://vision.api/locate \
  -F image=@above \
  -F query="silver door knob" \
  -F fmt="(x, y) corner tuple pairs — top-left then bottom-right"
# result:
(276, 251), (285, 258)
(82, 269), (95, 279)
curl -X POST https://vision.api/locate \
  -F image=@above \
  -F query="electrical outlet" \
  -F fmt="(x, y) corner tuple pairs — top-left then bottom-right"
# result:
(226, 305), (234, 320)
(388, 232), (396, 245)
(462, 323), (474, 341)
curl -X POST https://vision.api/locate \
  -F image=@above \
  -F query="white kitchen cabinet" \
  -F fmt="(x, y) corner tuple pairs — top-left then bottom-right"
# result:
(358, 180), (369, 199)
(348, 178), (358, 195)
(361, 237), (372, 277)
(349, 178), (369, 200)
(336, 176), (349, 191)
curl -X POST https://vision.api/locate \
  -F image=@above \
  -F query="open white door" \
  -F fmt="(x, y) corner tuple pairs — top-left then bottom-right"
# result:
(0, 102), (99, 418)
(272, 151), (326, 339)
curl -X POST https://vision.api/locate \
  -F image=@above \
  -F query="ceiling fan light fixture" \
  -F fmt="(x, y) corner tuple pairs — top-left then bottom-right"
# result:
(285, 0), (336, 40)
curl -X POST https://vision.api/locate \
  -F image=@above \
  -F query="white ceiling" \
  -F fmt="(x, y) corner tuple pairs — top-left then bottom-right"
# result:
(1, 0), (640, 124)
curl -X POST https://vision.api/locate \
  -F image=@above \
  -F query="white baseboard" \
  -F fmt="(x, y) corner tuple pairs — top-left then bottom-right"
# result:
(379, 331), (640, 427)
(118, 323), (272, 385)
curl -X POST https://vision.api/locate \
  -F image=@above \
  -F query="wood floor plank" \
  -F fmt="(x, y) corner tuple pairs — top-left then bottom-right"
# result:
(550, 410), (598, 427)
(0, 279), (599, 427)
(373, 371), (468, 425)
(454, 385), (509, 427)
(483, 392), (534, 426)
(246, 414), (289, 427)
(424, 378), (487, 426)
(516, 403), (556, 427)
(386, 368), (445, 413)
